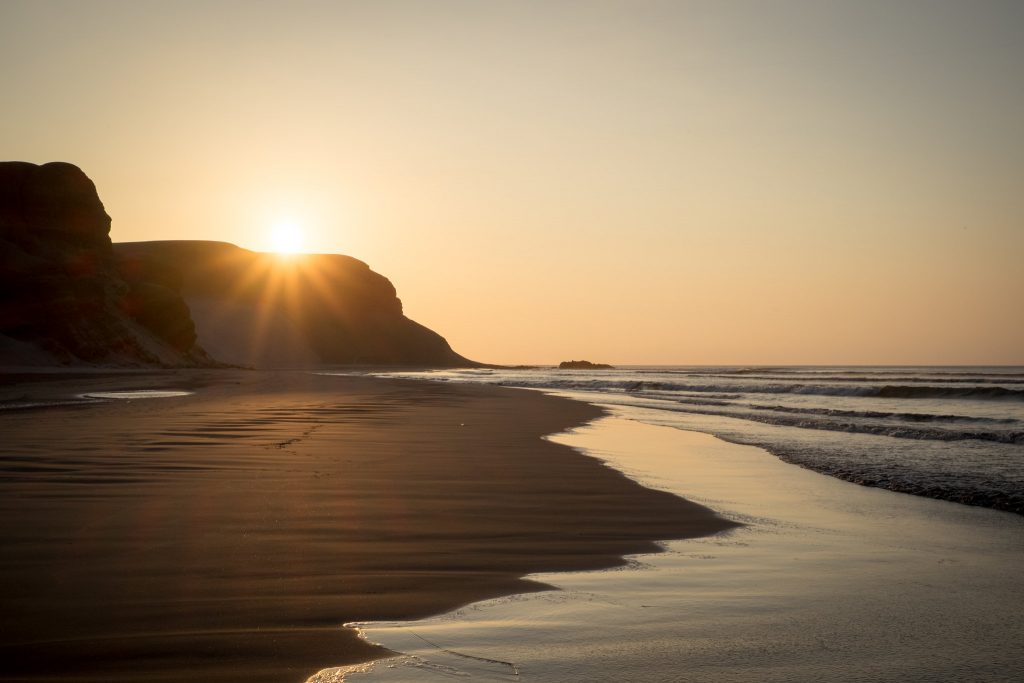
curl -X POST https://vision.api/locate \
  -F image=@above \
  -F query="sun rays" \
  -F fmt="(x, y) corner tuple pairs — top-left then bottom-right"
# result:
(208, 247), (360, 365)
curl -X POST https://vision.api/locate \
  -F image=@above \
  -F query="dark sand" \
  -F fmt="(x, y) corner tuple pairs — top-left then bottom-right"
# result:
(0, 370), (735, 682)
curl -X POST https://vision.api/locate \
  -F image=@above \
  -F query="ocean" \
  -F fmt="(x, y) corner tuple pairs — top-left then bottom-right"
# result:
(311, 366), (1024, 683)
(366, 366), (1024, 515)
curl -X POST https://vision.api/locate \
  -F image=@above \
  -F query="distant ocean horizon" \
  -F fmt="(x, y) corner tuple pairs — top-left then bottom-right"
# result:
(357, 365), (1024, 515)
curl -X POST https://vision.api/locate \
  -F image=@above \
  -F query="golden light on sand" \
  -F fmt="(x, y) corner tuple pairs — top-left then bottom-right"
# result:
(269, 220), (304, 255)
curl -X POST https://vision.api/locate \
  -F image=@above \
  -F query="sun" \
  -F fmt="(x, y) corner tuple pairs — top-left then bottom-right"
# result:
(269, 220), (305, 255)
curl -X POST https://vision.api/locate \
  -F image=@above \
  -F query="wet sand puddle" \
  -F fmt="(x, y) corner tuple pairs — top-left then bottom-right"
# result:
(80, 390), (194, 400)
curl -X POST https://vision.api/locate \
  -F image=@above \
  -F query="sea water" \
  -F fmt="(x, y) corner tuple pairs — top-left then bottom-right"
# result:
(308, 415), (1024, 683)
(361, 366), (1024, 514)
(311, 367), (1024, 682)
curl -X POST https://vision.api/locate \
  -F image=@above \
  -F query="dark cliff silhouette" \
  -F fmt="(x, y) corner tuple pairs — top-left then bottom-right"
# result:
(115, 240), (473, 368)
(1, 161), (472, 368)
(0, 161), (213, 365)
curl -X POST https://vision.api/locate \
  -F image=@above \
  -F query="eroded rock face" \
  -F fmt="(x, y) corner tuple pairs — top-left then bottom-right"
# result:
(0, 161), (208, 365)
(2, 161), (112, 247)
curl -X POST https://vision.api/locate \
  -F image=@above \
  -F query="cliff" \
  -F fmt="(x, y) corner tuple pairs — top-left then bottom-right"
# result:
(114, 240), (473, 368)
(0, 161), (213, 366)
(1, 161), (472, 369)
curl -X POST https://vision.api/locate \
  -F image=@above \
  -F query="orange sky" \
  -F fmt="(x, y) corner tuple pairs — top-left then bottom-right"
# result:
(3, 1), (1022, 365)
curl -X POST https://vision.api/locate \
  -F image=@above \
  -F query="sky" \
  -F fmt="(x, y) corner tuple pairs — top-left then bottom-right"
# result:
(3, 0), (1022, 365)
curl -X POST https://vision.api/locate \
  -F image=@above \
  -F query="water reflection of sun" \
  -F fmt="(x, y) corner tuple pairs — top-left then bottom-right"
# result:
(269, 220), (304, 255)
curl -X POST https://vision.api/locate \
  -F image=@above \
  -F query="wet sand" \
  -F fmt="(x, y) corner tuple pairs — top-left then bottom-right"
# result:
(342, 414), (1024, 682)
(0, 370), (735, 682)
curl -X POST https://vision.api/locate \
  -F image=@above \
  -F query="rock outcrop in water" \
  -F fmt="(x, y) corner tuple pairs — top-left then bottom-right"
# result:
(113, 241), (473, 368)
(0, 161), (212, 366)
(559, 360), (614, 369)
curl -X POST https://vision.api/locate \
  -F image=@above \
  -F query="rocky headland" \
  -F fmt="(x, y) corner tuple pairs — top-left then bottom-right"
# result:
(115, 240), (471, 367)
(0, 161), (471, 368)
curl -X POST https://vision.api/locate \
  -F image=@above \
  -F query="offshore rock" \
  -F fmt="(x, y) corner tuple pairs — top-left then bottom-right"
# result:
(559, 360), (614, 369)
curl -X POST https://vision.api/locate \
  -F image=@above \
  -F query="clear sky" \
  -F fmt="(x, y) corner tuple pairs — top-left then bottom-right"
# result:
(3, 0), (1022, 365)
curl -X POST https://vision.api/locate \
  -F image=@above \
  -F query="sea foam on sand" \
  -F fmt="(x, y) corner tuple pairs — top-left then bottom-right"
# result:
(320, 410), (1024, 682)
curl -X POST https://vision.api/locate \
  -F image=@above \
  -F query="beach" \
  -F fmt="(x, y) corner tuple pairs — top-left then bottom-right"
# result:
(5, 2), (1022, 680)
(338, 412), (1024, 682)
(0, 370), (734, 682)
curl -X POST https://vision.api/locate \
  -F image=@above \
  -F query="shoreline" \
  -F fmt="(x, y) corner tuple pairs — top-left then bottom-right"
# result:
(340, 413), (1024, 682)
(364, 366), (1023, 517)
(0, 369), (736, 681)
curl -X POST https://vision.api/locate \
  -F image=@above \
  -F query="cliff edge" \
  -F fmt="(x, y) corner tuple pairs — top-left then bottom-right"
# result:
(0, 161), (213, 366)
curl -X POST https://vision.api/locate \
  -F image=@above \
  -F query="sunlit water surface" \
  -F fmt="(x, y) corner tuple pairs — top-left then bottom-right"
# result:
(0, 389), (193, 411)
(79, 390), (193, 400)
(309, 407), (1024, 682)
